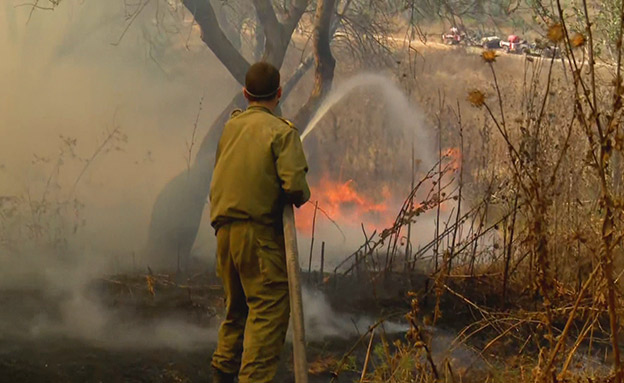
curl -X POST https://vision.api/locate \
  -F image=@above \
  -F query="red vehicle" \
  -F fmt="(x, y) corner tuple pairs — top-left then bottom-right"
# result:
(499, 34), (529, 54)
(442, 27), (464, 45)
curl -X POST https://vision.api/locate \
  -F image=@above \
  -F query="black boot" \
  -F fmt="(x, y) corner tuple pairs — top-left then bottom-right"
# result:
(212, 367), (236, 383)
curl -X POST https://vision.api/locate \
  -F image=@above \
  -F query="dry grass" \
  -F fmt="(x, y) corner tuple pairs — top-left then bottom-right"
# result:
(317, 5), (624, 382)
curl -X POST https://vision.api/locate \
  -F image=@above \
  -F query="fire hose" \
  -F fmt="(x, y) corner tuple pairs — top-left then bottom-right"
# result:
(282, 204), (309, 383)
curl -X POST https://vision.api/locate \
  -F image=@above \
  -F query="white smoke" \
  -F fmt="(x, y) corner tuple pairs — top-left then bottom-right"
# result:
(0, 0), (232, 350)
(298, 287), (408, 342)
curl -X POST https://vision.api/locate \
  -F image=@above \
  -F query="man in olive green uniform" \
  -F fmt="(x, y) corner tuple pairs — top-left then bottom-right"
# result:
(209, 62), (311, 383)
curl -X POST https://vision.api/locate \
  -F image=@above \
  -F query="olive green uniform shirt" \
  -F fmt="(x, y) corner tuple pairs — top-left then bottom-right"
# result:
(210, 105), (311, 230)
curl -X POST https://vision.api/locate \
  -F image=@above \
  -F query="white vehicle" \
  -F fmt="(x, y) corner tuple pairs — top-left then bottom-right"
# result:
(500, 35), (529, 54)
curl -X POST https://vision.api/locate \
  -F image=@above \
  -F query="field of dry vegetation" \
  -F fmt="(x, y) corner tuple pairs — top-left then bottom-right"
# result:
(4, 1), (624, 382)
(321, 12), (624, 383)
(279, 3), (624, 382)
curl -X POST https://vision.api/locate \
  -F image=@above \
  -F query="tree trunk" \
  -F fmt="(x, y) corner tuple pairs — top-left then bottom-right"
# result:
(293, 0), (337, 127)
(209, 0), (242, 50)
(145, 0), (326, 271)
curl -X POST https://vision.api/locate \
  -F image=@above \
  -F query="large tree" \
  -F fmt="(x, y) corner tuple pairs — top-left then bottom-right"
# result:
(28, 0), (399, 270)
(145, 0), (342, 270)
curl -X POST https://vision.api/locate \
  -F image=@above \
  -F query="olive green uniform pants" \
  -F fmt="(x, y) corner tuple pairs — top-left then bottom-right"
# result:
(211, 221), (290, 383)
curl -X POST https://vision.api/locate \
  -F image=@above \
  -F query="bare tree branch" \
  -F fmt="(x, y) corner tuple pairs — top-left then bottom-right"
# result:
(182, 0), (250, 84)
(253, 0), (284, 40)
(253, 0), (288, 63)
(284, 0), (310, 32)
(293, 0), (337, 127)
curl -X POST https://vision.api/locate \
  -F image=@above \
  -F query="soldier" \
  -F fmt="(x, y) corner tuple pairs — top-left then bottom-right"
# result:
(209, 62), (311, 383)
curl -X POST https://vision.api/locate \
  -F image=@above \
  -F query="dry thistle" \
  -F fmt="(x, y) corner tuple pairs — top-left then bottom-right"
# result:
(467, 90), (485, 107)
(481, 50), (498, 63)
(547, 23), (564, 43)
(571, 32), (586, 48)
(146, 275), (155, 297)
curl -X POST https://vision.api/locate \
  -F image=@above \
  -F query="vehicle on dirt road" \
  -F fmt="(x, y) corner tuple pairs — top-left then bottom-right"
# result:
(540, 45), (561, 58)
(481, 35), (501, 49)
(524, 40), (562, 58)
(500, 35), (529, 54)
(441, 27), (464, 45)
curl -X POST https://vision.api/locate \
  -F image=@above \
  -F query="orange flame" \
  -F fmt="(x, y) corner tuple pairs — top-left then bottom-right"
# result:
(296, 176), (395, 234)
(295, 147), (462, 235)
(443, 147), (462, 171)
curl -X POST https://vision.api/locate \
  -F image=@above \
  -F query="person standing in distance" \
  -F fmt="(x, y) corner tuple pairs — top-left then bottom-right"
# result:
(209, 62), (311, 383)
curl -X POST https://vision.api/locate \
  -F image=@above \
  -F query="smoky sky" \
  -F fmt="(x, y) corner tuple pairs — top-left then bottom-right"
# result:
(0, 1), (240, 259)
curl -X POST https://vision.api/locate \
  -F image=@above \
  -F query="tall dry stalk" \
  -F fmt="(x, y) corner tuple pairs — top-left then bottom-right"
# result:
(551, 0), (624, 379)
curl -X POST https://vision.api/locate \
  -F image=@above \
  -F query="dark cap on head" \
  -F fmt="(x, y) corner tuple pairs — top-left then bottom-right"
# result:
(245, 62), (281, 101)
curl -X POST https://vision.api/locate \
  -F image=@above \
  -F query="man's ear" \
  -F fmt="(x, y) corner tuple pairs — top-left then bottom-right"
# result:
(243, 87), (250, 101)
(276, 87), (283, 100)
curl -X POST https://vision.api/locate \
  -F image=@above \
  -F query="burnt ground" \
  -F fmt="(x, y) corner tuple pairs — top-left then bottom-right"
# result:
(1, 269), (605, 383)
(0, 271), (414, 383)
(0, 339), (211, 383)
(0, 338), (364, 383)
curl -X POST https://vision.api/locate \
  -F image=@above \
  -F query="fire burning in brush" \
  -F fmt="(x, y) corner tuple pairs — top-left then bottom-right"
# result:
(295, 146), (462, 236)
(296, 176), (396, 235)
(443, 147), (462, 171)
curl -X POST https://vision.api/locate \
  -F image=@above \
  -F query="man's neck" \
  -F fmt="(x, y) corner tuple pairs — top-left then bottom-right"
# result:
(248, 101), (276, 113)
